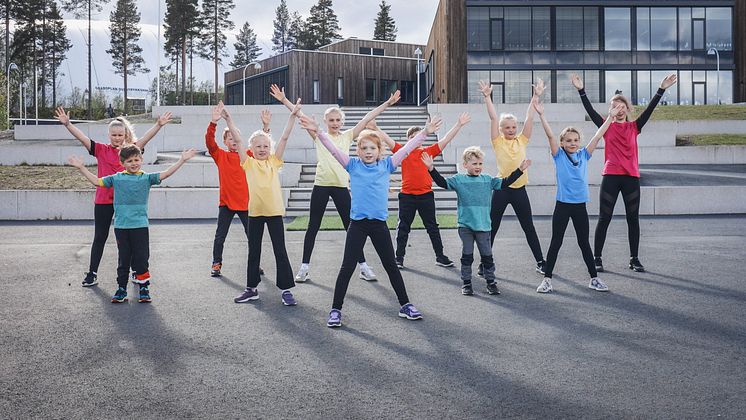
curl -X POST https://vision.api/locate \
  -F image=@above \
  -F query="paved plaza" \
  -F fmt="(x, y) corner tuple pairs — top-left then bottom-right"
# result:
(1, 215), (745, 418)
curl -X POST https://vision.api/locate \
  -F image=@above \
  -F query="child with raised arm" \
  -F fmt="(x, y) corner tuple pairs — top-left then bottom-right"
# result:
(479, 80), (546, 276)
(299, 114), (442, 328)
(422, 150), (529, 296)
(532, 100), (623, 293)
(55, 107), (171, 287)
(68, 145), (196, 303)
(223, 100), (302, 306)
(571, 73), (677, 273)
(270, 84), (402, 283)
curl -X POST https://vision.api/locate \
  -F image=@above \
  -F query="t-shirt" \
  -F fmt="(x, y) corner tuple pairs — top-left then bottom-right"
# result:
(241, 155), (284, 217)
(99, 171), (161, 229)
(445, 174), (504, 232)
(89, 140), (125, 205)
(391, 142), (442, 195)
(314, 129), (354, 187)
(205, 122), (249, 211)
(602, 121), (640, 178)
(553, 147), (591, 204)
(346, 156), (397, 221)
(491, 133), (529, 188)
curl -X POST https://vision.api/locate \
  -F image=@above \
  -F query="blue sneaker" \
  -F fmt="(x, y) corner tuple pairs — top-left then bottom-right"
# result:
(281, 290), (297, 306)
(327, 309), (342, 328)
(398, 303), (422, 320)
(111, 287), (128, 303)
(234, 287), (258, 303)
(138, 282), (152, 303)
(82, 272), (98, 287)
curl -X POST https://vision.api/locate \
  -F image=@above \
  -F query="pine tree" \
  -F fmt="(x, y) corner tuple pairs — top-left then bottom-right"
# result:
(373, 0), (397, 41)
(164, 0), (200, 104)
(106, 0), (148, 114)
(198, 0), (235, 97)
(43, 1), (72, 109)
(9, 0), (45, 117)
(271, 0), (290, 53)
(304, 0), (341, 50)
(287, 11), (305, 50)
(231, 21), (261, 68)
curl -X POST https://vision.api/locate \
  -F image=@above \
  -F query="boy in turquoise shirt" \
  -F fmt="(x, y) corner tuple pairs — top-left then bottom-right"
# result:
(69, 145), (196, 303)
(422, 148), (529, 296)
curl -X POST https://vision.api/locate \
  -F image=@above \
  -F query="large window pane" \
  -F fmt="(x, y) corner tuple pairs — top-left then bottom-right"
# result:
(556, 70), (600, 103)
(679, 71), (692, 105)
(651, 8), (677, 50)
(584, 7), (600, 50)
(693, 19), (705, 50)
(532, 7), (550, 50)
(707, 71), (732, 104)
(504, 7), (531, 50)
(468, 71), (490, 103)
(637, 71), (651, 105)
(679, 8), (692, 50)
(557, 7), (583, 50)
(504, 71), (532, 103)
(533, 70), (552, 102)
(605, 8), (631, 50)
(651, 70), (678, 105)
(605, 71), (631, 101)
(637, 8), (650, 51)
(467, 7), (490, 51)
(706, 8), (732, 50)
(491, 19), (503, 50)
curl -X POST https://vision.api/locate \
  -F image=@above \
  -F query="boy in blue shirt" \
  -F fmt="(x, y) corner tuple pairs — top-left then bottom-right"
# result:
(422, 148), (529, 296)
(69, 145), (196, 303)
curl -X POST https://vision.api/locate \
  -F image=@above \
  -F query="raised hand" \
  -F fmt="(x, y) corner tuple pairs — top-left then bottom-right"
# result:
(570, 73), (584, 90)
(387, 90), (401, 106)
(180, 149), (197, 161)
(261, 108), (272, 126)
(67, 155), (84, 168)
(660, 74), (678, 90)
(420, 153), (435, 171)
(424, 116), (443, 134)
(290, 98), (302, 116)
(519, 159), (532, 172)
(478, 80), (492, 97)
(157, 112), (172, 127)
(54, 106), (70, 126)
(457, 112), (471, 126)
(299, 115), (320, 133)
(608, 102), (626, 116)
(220, 107), (232, 121)
(269, 84), (286, 102)
(532, 78), (546, 97)
(211, 102), (224, 122)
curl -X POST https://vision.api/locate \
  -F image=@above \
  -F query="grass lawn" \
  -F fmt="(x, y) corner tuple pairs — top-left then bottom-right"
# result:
(634, 104), (746, 120)
(0, 165), (95, 189)
(676, 134), (746, 146)
(286, 214), (459, 231)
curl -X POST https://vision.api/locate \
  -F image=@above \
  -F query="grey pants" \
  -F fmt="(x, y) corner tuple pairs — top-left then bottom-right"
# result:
(458, 227), (496, 284)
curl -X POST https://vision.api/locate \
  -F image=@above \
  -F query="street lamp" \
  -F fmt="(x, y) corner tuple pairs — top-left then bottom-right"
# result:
(242, 61), (262, 105)
(6, 62), (18, 128)
(707, 47), (720, 104)
(414, 47), (422, 106)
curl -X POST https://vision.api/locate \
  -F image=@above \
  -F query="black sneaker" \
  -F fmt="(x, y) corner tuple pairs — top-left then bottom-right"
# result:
(594, 257), (604, 273)
(477, 264), (484, 278)
(536, 260), (546, 275)
(629, 257), (645, 272)
(395, 257), (404, 269)
(138, 281), (152, 303)
(486, 282), (500, 295)
(82, 272), (98, 287)
(435, 255), (454, 267)
(461, 284), (474, 296)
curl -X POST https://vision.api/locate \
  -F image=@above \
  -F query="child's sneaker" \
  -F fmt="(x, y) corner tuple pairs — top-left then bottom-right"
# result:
(211, 262), (222, 277)
(589, 277), (609, 292)
(82, 272), (98, 287)
(359, 264), (377, 281)
(327, 309), (342, 328)
(395, 257), (404, 269)
(111, 287), (128, 303)
(295, 266), (310, 283)
(536, 260), (546, 275)
(131, 271), (151, 285)
(629, 257), (645, 272)
(461, 284), (474, 296)
(594, 257), (604, 273)
(281, 290), (297, 306)
(486, 282), (500, 295)
(234, 287), (258, 303)
(398, 303), (422, 320)
(138, 282), (152, 303)
(536, 277), (553, 293)
(435, 255), (454, 267)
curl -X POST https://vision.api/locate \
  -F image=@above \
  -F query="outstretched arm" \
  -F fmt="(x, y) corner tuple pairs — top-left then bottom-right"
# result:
(533, 100), (559, 156)
(571, 73), (604, 127)
(499, 160), (531, 189)
(136, 112), (172, 149)
(636, 73), (677, 131)
(437, 113), (470, 151)
(160, 149), (196, 181)
(300, 116), (349, 167)
(520, 79), (545, 139)
(205, 102), (223, 155)
(478, 80), (499, 139)
(392, 117), (443, 167)
(222, 108), (248, 164)
(270, 84), (314, 140)
(422, 154), (449, 189)
(55, 107), (92, 152)
(366, 120), (397, 151)
(67, 155), (99, 186)
(274, 99), (302, 160)
(587, 103), (623, 155)
(352, 90), (400, 138)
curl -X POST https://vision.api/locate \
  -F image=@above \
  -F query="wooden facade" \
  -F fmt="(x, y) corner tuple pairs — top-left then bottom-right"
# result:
(319, 38), (424, 59)
(736, 0), (745, 102)
(423, 0), (467, 103)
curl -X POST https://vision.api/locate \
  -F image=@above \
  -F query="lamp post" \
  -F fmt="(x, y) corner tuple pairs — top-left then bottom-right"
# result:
(414, 47), (422, 106)
(6, 62), (18, 128)
(707, 47), (720, 104)
(242, 61), (262, 105)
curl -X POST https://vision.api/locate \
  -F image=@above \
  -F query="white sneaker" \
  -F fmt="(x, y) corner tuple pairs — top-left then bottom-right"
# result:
(536, 277), (553, 293)
(295, 266), (310, 283)
(589, 277), (609, 292)
(359, 264), (377, 281)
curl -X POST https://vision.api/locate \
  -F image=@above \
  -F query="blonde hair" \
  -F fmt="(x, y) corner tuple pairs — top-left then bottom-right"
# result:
(559, 126), (582, 143)
(324, 106), (345, 122)
(356, 129), (384, 160)
(462, 146), (484, 165)
(248, 130), (274, 150)
(498, 113), (517, 127)
(109, 117), (137, 144)
(610, 94), (633, 121)
(222, 127), (240, 141)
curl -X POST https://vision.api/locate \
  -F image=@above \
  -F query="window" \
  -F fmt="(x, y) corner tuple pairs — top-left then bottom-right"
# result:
(679, 8), (692, 50)
(504, 71), (532, 104)
(365, 79), (377, 104)
(679, 70), (692, 105)
(467, 7), (490, 51)
(637, 8), (650, 51)
(650, 8), (677, 51)
(637, 71), (652, 104)
(605, 71), (631, 101)
(693, 18), (705, 50)
(584, 8), (600, 50)
(359, 47), (372, 55)
(400, 81), (415, 105)
(556, 70), (600, 103)
(467, 70), (490, 104)
(706, 8), (732, 50)
(380, 80), (398, 100)
(372, 48), (385, 56)
(503, 7), (531, 50)
(313, 80), (320, 103)
(604, 8), (631, 51)
(557, 7), (598, 51)
(532, 7), (550, 51)
(707, 71), (732, 104)
(337, 78), (343, 100)
(490, 19), (503, 50)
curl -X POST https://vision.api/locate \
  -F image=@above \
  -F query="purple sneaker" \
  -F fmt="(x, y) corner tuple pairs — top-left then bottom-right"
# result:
(327, 309), (342, 328)
(398, 303), (423, 320)
(281, 290), (297, 306)
(234, 288), (258, 303)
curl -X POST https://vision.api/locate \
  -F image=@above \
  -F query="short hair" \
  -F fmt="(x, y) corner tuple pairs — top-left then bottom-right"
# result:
(609, 94), (633, 121)
(356, 129), (384, 159)
(498, 113), (517, 127)
(119, 144), (142, 162)
(462, 146), (484, 165)
(248, 130), (273, 150)
(559, 126), (582, 143)
(406, 126), (422, 139)
(109, 116), (137, 144)
(324, 106), (345, 122)
(222, 127), (240, 141)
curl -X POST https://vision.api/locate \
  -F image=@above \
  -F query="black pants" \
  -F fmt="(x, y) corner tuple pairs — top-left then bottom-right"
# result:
(544, 202), (597, 279)
(212, 206), (249, 263)
(247, 216), (294, 290)
(302, 185), (365, 264)
(594, 175), (641, 258)
(490, 186), (544, 262)
(89, 204), (114, 273)
(395, 192), (445, 259)
(114, 227), (149, 288)
(332, 219), (410, 310)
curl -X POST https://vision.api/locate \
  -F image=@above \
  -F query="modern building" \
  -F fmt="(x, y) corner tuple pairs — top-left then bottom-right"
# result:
(223, 38), (425, 106)
(422, 0), (744, 105)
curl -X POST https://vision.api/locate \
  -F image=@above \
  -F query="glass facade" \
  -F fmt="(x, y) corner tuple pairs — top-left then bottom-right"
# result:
(225, 68), (288, 105)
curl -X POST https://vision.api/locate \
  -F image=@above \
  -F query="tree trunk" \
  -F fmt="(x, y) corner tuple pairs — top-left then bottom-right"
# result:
(41, 1), (47, 112)
(87, 0), (92, 120)
(213, 4), (218, 99)
(181, 38), (186, 105)
(123, 19), (128, 115)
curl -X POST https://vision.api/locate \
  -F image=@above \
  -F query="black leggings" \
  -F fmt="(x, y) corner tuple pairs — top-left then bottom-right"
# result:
(332, 219), (410, 310)
(302, 185), (365, 264)
(544, 202), (597, 279)
(89, 204), (115, 273)
(594, 175), (641, 258)
(114, 227), (149, 288)
(212, 206), (249, 263)
(490, 186), (544, 262)
(247, 216), (294, 290)
(395, 192), (444, 259)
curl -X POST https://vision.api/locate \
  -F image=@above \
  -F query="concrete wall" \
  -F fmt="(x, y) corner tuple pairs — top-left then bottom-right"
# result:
(146, 162), (302, 188)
